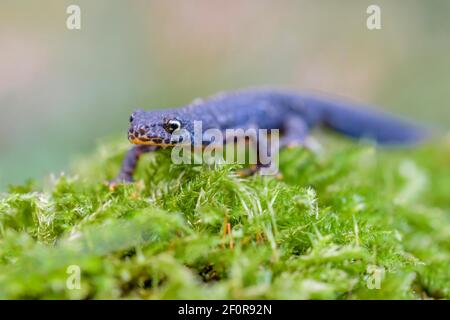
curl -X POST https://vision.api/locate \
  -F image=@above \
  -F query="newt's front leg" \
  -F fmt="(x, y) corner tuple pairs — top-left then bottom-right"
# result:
(109, 145), (159, 189)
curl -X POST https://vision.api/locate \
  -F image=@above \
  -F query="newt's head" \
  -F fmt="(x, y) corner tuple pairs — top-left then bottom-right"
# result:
(127, 109), (192, 146)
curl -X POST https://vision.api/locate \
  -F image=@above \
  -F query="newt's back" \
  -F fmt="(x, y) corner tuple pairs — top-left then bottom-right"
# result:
(186, 89), (427, 145)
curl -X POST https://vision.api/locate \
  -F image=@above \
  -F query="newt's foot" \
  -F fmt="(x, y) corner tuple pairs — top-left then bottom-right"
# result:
(281, 137), (323, 155)
(236, 165), (283, 180)
(236, 165), (259, 178)
(303, 137), (324, 155)
(274, 172), (284, 180)
(285, 141), (303, 150)
(106, 175), (134, 191)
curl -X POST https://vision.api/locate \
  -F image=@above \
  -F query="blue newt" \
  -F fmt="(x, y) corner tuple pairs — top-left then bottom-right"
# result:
(111, 88), (427, 184)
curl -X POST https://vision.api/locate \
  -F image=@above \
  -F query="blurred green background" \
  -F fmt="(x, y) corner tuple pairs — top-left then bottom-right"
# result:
(0, 0), (449, 189)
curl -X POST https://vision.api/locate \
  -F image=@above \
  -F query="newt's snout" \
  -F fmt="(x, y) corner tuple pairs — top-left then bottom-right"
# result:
(128, 126), (165, 145)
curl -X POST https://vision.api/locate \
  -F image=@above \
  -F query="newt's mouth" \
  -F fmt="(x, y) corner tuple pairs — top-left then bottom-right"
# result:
(128, 135), (175, 147)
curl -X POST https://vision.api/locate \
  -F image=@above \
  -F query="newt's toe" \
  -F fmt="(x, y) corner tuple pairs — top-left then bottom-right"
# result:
(107, 181), (119, 192)
(106, 175), (134, 191)
(287, 142), (302, 150)
(275, 172), (284, 180)
(236, 165), (259, 177)
(105, 179), (121, 192)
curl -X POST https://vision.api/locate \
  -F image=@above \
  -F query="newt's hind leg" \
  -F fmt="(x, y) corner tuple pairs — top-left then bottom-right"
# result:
(280, 116), (310, 148)
(109, 145), (159, 190)
(280, 116), (323, 154)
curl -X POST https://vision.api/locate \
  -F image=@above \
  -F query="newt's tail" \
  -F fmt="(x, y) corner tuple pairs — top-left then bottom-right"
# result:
(300, 95), (429, 145)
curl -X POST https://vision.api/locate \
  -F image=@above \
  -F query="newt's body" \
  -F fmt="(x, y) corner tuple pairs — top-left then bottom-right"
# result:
(113, 88), (427, 183)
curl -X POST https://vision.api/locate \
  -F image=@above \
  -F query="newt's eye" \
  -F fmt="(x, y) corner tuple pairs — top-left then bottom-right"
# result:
(129, 114), (134, 123)
(167, 119), (181, 133)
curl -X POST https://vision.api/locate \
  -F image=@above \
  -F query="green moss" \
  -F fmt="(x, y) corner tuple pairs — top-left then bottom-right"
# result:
(0, 136), (449, 299)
